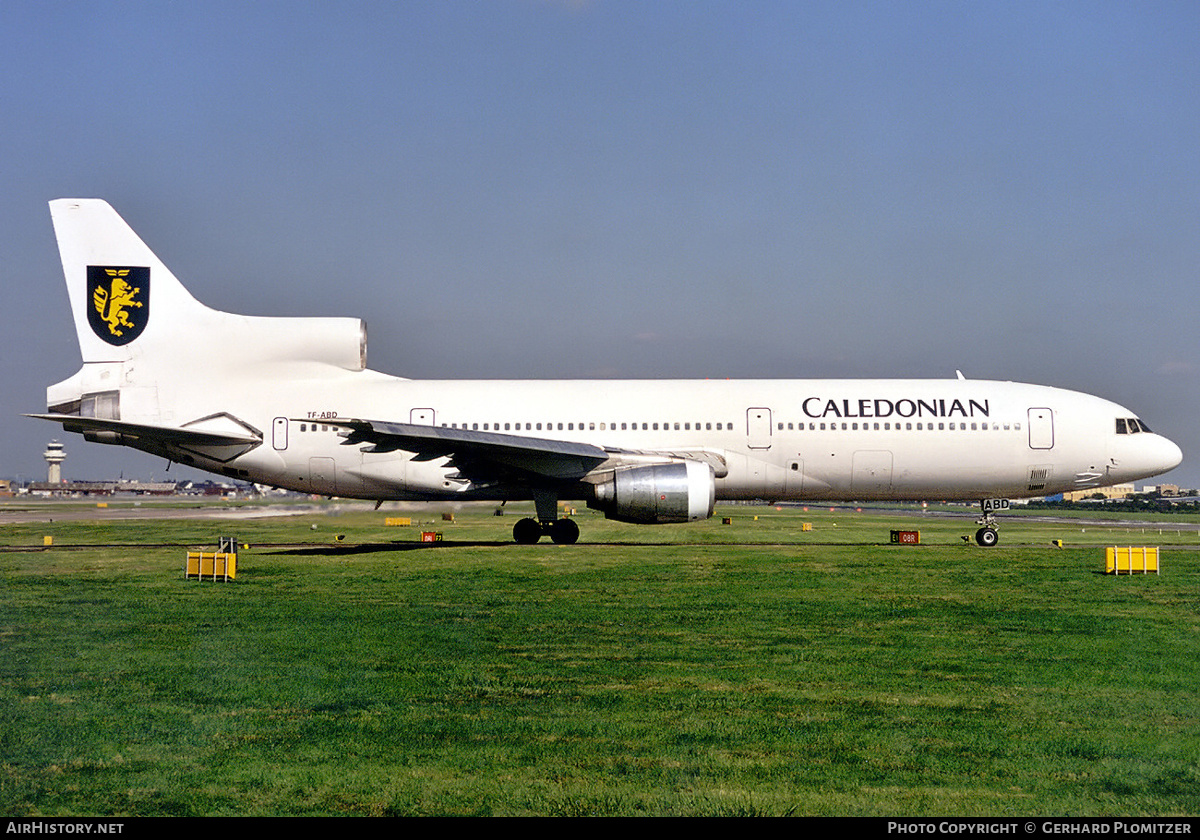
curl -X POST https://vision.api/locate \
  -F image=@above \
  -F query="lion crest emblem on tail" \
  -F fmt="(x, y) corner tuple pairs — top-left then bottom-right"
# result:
(87, 266), (150, 345)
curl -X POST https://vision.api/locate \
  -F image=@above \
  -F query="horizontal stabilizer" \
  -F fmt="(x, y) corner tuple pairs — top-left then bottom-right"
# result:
(27, 414), (262, 447)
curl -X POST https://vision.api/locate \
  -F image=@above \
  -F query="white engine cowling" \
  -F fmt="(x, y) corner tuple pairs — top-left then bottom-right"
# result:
(237, 316), (368, 371)
(588, 461), (716, 524)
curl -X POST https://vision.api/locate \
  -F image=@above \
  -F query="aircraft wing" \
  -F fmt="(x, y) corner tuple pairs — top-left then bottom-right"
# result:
(327, 418), (612, 482)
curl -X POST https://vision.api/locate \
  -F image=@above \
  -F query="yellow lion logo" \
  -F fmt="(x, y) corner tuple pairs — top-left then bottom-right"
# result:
(92, 269), (143, 337)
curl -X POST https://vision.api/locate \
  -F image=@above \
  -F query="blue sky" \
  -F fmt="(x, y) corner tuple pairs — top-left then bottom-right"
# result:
(2, 1), (1197, 488)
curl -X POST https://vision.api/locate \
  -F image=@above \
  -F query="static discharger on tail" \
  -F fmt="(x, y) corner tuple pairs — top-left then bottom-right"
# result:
(30, 200), (1183, 544)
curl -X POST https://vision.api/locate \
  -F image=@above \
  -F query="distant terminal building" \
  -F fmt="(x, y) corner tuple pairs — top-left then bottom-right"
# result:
(43, 440), (66, 483)
(21, 480), (260, 498)
(26, 480), (179, 497)
(1061, 484), (1137, 502)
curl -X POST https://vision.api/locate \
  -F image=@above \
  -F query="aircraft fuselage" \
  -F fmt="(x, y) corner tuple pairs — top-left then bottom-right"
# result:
(139, 370), (1175, 504)
(34, 199), (1183, 544)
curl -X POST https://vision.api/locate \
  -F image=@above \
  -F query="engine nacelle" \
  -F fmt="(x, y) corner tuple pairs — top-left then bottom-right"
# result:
(235, 315), (368, 371)
(588, 461), (716, 524)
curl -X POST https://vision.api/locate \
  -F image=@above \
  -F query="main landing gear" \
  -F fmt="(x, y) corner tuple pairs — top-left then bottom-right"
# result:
(975, 498), (1010, 547)
(512, 489), (580, 545)
(513, 516), (579, 545)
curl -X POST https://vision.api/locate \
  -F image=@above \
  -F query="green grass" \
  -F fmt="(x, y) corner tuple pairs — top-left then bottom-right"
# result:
(2, 502), (1199, 815)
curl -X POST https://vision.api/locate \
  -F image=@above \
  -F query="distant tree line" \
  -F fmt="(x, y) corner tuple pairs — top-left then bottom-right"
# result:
(1027, 494), (1200, 514)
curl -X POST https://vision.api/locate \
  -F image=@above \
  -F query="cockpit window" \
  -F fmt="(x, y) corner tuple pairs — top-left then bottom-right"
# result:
(1116, 417), (1152, 435)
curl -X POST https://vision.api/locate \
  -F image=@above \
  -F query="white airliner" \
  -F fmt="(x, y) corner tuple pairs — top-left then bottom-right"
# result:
(31, 199), (1182, 545)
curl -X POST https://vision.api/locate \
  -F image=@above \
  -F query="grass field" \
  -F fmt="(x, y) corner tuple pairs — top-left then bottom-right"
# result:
(2, 500), (1199, 816)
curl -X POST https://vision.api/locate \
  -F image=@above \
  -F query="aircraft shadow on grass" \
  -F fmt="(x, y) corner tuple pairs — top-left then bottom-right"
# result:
(263, 540), (512, 556)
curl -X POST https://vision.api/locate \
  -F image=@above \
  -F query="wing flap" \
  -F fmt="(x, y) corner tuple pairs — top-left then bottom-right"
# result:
(327, 419), (611, 481)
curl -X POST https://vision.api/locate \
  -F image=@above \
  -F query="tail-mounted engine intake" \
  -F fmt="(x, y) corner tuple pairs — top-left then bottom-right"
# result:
(588, 461), (716, 524)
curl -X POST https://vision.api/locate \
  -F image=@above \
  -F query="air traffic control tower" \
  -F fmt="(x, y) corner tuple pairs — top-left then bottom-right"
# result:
(44, 440), (65, 484)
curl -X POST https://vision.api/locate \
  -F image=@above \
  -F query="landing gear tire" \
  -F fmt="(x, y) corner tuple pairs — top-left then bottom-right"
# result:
(513, 517), (542, 544)
(549, 518), (580, 545)
(975, 527), (999, 547)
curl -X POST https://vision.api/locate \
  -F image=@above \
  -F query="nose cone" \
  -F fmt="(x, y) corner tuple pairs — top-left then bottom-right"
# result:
(1157, 435), (1184, 473)
(1144, 434), (1184, 478)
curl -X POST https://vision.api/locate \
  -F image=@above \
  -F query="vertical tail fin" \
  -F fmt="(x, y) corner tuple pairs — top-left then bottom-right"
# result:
(49, 198), (367, 372)
(51, 199), (211, 364)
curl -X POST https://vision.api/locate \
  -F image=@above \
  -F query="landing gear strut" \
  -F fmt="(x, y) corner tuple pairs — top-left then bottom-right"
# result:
(975, 498), (1009, 547)
(512, 490), (580, 545)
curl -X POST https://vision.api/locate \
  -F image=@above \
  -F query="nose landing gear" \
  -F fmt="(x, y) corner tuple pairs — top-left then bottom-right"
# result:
(975, 498), (1009, 547)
